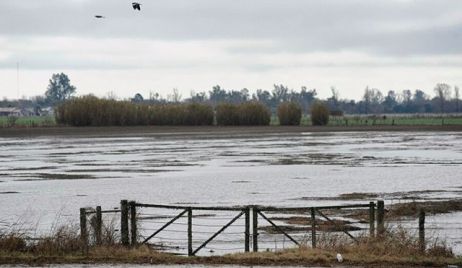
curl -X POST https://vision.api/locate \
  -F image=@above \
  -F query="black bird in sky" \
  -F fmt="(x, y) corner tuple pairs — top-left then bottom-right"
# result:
(95, 15), (105, 19)
(132, 2), (141, 11)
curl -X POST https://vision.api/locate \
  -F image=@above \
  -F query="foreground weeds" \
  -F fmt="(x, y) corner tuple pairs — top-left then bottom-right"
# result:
(313, 228), (456, 266)
(1, 223), (461, 266)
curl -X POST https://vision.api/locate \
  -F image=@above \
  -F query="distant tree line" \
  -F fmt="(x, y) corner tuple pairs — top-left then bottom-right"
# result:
(138, 83), (462, 114)
(1, 72), (461, 116)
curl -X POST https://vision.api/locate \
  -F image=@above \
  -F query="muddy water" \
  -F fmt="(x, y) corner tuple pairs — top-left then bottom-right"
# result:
(0, 131), (461, 253)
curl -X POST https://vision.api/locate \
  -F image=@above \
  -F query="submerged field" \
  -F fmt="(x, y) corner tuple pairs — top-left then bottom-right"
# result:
(1, 129), (462, 257)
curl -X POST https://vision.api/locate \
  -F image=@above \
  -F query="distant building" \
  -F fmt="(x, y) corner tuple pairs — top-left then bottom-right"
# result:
(0, 107), (21, 117)
(39, 107), (55, 116)
(0, 107), (52, 117)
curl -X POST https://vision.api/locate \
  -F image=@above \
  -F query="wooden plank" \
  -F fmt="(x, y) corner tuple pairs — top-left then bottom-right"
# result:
(253, 207), (258, 252)
(369, 201), (375, 237)
(257, 211), (299, 246)
(129, 201), (137, 246)
(188, 208), (193, 256)
(87, 209), (121, 215)
(134, 203), (246, 211)
(311, 207), (316, 248)
(121, 200), (129, 246)
(258, 204), (371, 211)
(101, 209), (121, 213)
(245, 207), (250, 252)
(419, 209), (425, 253)
(134, 203), (372, 211)
(79, 208), (88, 250)
(95, 206), (102, 246)
(377, 200), (385, 236)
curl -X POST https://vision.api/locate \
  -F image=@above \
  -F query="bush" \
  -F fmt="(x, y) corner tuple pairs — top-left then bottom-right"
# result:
(185, 103), (214, 126)
(277, 102), (302, 126)
(216, 103), (239, 126)
(6, 116), (18, 127)
(216, 102), (271, 126)
(237, 102), (271, 126)
(0, 233), (27, 252)
(55, 96), (214, 126)
(310, 102), (330, 126)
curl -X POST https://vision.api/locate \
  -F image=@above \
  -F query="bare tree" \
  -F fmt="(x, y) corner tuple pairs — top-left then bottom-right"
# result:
(330, 86), (339, 108)
(363, 86), (383, 114)
(105, 91), (118, 100)
(434, 83), (451, 113)
(149, 91), (157, 101)
(455, 86), (460, 113)
(168, 88), (182, 103)
(363, 86), (372, 114)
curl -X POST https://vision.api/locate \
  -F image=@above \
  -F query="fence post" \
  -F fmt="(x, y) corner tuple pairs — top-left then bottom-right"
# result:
(129, 201), (137, 246)
(419, 209), (425, 253)
(80, 208), (88, 249)
(252, 206), (258, 252)
(377, 200), (385, 236)
(95, 206), (102, 246)
(369, 202), (375, 237)
(311, 207), (316, 248)
(187, 207), (193, 256)
(120, 200), (129, 246)
(245, 207), (250, 252)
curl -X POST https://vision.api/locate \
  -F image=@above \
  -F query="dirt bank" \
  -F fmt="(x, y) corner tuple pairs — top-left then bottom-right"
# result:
(1, 125), (462, 138)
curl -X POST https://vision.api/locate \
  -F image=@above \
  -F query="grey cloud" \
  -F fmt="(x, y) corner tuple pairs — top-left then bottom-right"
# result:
(1, 0), (462, 56)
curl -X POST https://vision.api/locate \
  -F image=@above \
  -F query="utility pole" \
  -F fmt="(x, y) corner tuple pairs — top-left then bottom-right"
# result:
(16, 62), (20, 100)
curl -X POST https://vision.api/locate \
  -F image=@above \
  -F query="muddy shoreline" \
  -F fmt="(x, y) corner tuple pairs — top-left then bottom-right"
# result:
(1, 125), (462, 137)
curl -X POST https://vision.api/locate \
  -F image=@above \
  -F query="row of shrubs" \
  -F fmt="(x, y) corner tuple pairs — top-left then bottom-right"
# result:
(55, 95), (331, 126)
(216, 102), (271, 126)
(277, 101), (330, 126)
(55, 96), (214, 126)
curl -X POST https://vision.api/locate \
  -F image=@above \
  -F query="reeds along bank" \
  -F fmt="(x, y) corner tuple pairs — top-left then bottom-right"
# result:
(55, 96), (272, 127)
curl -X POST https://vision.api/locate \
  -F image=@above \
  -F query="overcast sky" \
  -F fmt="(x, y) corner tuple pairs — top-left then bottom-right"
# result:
(1, 0), (462, 100)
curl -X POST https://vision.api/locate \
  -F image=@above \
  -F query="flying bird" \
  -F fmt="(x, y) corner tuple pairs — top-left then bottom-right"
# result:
(132, 2), (141, 10)
(95, 15), (105, 19)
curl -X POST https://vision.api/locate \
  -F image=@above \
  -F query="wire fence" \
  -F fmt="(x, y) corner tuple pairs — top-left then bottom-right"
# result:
(130, 202), (376, 256)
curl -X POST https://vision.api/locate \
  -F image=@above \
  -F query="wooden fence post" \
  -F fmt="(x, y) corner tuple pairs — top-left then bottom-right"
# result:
(129, 201), (137, 246)
(369, 202), (375, 237)
(245, 207), (250, 252)
(95, 206), (102, 246)
(80, 208), (88, 249)
(311, 207), (316, 248)
(120, 200), (129, 246)
(419, 209), (425, 253)
(377, 200), (385, 236)
(188, 207), (193, 256)
(252, 206), (258, 252)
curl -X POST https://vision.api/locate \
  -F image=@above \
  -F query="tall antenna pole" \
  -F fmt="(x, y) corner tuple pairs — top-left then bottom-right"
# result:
(16, 62), (19, 100)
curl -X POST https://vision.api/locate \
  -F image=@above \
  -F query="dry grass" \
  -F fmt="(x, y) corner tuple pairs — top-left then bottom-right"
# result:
(338, 192), (380, 200)
(389, 199), (462, 218)
(1, 220), (461, 266)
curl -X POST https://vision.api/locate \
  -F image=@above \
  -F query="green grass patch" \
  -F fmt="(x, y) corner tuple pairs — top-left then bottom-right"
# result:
(271, 115), (462, 126)
(0, 116), (56, 128)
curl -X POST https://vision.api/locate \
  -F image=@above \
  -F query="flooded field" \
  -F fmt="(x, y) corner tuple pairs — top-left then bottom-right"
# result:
(1, 130), (462, 254)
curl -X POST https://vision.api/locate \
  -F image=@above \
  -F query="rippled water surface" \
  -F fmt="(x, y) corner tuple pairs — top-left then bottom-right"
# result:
(1, 131), (461, 253)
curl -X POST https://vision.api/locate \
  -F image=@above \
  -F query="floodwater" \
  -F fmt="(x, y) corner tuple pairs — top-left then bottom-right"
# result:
(1, 131), (462, 254)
